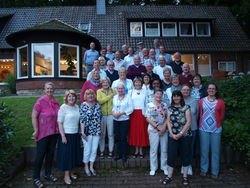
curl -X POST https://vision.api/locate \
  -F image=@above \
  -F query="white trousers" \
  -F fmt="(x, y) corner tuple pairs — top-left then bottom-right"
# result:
(148, 127), (168, 171)
(82, 135), (100, 163)
(99, 115), (114, 153)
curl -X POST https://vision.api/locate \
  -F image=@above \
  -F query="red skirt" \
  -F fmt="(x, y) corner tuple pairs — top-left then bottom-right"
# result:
(128, 109), (149, 146)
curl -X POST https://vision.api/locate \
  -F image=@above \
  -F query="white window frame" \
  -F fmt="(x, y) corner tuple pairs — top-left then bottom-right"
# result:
(196, 22), (211, 37)
(179, 22), (194, 37)
(58, 43), (79, 78)
(17, 44), (28, 79)
(31, 43), (54, 78)
(162, 22), (177, 37)
(144, 22), (160, 37)
(197, 54), (212, 76)
(130, 22), (143, 37)
(218, 61), (236, 72)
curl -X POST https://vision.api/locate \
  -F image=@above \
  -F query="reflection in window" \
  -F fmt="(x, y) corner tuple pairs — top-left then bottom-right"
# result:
(196, 22), (210, 36)
(33, 43), (53, 76)
(59, 44), (79, 77)
(179, 22), (194, 36)
(197, 54), (211, 76)
(145, 22), (160, 36)
(162, 22), (177, 36)
(181, 55), (194, 70)
(17, 46), (28, 78)
(0, 59), (15, 82)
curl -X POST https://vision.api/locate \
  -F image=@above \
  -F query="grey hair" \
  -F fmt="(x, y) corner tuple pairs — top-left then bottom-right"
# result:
(101, 77), (111, 84)
(158, 55), (166, 61)
(118, 67), (127, 73)
(107, 60), (114, 66)
(163, 68), (172, 75)
(44, 82), (54, 89)
(170, 74), (179, 81)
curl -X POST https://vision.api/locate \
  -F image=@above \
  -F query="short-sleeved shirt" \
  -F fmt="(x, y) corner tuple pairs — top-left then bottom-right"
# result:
(79, 102), (102, 136)
(33, 95), (60, 142)
(168, 105), (191, 136)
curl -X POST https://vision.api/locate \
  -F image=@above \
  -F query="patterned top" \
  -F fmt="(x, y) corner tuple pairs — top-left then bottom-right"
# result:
(199, 97), (222, 133)
(79, 102), (102, 136)
(33, 95), (60, 142)
(168, 105), (191, 136)
(146, 89), (170, 107)
(146, 102), (168, 132)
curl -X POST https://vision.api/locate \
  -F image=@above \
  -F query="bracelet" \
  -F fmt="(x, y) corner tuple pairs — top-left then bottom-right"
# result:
(180, 131), (184, 135)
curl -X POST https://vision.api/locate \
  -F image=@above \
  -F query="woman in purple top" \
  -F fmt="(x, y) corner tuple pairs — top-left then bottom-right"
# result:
(32, 82), (60, 188)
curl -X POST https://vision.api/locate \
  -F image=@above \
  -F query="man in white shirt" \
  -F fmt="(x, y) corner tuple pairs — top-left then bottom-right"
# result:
(87, 60), (107, 80)
(114, 51), (127, 71)
(153, 56), (174, 80)
(124, 47), (134, 68)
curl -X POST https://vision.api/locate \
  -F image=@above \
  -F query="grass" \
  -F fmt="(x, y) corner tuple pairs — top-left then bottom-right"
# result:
(0, 96), (63, 147)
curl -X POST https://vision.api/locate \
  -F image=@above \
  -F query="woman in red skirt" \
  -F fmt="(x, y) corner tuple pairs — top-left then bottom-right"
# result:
(128, 77), (149, 158)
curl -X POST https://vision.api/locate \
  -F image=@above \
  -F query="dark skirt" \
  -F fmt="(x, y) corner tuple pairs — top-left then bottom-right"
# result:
(56, 133), (81, 171)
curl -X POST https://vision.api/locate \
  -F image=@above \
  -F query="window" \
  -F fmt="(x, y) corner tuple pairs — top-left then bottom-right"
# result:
(179, 22), (194, 37)
(32, 43), (54, 77)
(144, 22), (160, 37)
(196, 22), (211, 37)
(17, 45), (28, 79)
(0, 59), (15, 83)
(59, 44), (79, 77)
(197, 54), (211, 76)
(181, 54), (194, 70)
(130, 22), (143, 37)
(218, 61), (236, 72)
(78, 23), (91, 33)
(162, 22), (177, 37)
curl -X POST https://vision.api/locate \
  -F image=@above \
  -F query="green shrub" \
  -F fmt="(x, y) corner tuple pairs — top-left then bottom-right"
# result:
(0, 102), (19, 180)
(215, 76), (250, 163)
(4, 74), (16, 94)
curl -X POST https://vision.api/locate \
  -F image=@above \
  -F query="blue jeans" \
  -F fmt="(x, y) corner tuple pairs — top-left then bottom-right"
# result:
(199, 130), (221, 175)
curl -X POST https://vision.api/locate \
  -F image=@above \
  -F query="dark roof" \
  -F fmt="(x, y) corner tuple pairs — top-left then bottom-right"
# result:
(0, 5), (250, 52)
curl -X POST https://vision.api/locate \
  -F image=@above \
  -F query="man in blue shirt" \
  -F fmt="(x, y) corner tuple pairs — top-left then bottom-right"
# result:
(84, 42), (99, 74)
(157, 45), (172, 64)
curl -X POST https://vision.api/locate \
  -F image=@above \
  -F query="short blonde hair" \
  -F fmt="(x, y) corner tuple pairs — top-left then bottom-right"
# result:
(64, 90), (77, 105)
(90, 69), (100, 79)
(101, 77), (111, 84)
(84, 89), (96, 101)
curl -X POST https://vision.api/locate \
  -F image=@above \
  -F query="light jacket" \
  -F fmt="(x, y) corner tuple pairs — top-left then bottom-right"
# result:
(97, 88), (116, 115)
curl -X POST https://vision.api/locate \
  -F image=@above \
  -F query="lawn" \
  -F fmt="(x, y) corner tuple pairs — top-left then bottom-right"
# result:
(0, 96), (63, 147)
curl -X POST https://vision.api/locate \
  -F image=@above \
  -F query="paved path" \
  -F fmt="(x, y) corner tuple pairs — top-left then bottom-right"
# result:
(5, 164), (250, 188)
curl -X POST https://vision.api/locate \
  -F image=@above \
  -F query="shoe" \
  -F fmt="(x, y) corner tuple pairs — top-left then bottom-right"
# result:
(85, 170), (91, 176)
(200, 172), (207, 177)
(139, 154), (144, 159)
(64, 178), (72, 185)
(149, 171), (155, 176)
(107, 152), (113, 159)
(90, 169), (97, 176)
(99, 152), (104, 159)
(114, 156), (122, 161)
(33, 179), (44, 188)
(70, 174), (77, 180)
(132, 153), (138, 158)
(44, 174), (57, 182)
(163, 169), (168, 176)
(162, 177), (172, 184)
(182, 177), (189, 186)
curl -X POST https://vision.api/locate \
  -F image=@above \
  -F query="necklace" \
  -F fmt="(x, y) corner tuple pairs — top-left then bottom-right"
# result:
(207, 96), (216, 102)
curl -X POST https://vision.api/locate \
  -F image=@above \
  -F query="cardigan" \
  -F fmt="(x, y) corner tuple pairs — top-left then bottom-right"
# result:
(198, 97), (225, 128)
(97, 88), (116, 115)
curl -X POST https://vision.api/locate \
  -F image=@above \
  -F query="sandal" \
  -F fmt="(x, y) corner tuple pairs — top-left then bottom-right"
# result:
(162, 176), (172, 184)
(44, 174), (57, 182)
(182, 177), (189, 186)
(33, 179), (44, 188)
(107, 152), (113, 159)
(70, 173), (78, 180)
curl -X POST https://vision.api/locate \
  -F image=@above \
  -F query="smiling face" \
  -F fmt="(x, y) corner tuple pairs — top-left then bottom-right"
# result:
(193, 76), (201, 87)
(67, 93), (76, 106)
(117, 84), (125, 95)
(154, 90), (163, 102)
(86, 93), (95, 102)
(134, 55), (141, 65)
(163, 70), (171, 79)
(143, 75), (150, 85)
(102, 80), (110, 89)
(152, 80), (161, 89)
(207, 84), (217, 97)
(182, 63), (190, 74)
(92, 70), (100, 80)
(172, 94), (181, 105)
(158, 57), (166, 67)
(119, 69), (126, 80)
(181, 85), (191, 98)
(44, 84), (54, 97)
(134, 80), (142, 90)
(172, 77), (180, 86)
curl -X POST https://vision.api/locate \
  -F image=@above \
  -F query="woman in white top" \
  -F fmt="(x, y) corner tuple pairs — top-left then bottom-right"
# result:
(128, 77), (149, 158)
(142, 73), (151, 94)
(112, 83), (133, 162)
(56, 90), (81, 185)
(111, 67), (133, 94)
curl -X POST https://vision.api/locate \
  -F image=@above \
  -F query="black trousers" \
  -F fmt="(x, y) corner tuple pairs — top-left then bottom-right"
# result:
(114, 120), (129, 158)
(167, 136), (192, 168)
(33, 134), (58, 180)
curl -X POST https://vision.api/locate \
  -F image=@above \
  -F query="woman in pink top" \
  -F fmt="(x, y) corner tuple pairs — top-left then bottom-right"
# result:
(32, 82), (60, 188)
(80, 69), (102, 103)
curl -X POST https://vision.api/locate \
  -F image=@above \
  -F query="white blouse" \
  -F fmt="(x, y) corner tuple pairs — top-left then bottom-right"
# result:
(112, 94), (133, 121)
(57, 104), (80, 134)
(111, 79), (134, 94)
(128, 89), (147, 115)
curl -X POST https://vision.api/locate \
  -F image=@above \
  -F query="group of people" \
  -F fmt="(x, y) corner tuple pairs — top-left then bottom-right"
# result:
(31, 40), (225, 188)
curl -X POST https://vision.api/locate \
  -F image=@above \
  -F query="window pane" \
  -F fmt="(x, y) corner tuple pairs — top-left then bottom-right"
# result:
(0, 59), (15, 82)
(180, 23), (193, 36)
(218, 61), (236, 72)
(130, 22), (143, 37)
(181, 55), (194, 70)
(60, 45), (78, 76)
(197, 23), (209, 36)
(162, 23), (176, 36)
(197, 55), (210, 75)
(19, 47), (28, 77)
(145, 22), (159, 36)
(33, 44), (53, 76)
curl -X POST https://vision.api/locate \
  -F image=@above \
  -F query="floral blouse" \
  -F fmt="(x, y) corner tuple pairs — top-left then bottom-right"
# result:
(168, 105), (191, 136)
(79, 102), (102, 136)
